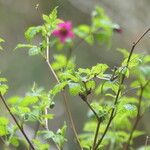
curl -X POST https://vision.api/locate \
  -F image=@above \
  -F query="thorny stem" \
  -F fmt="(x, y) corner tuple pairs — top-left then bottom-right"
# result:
(94, 28), (150, 150)
(45, 36), (83, 150)
(124, 81), (150, 150)
(0, 93), (35, 150)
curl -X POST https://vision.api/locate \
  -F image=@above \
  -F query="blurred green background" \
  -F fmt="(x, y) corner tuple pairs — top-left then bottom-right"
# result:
(0, 0), (150, 149)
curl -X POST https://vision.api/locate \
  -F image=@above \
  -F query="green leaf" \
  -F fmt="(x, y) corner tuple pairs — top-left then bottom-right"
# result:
(44, 7), (59, 33)
(19, 96), (39, 107)
(28, 46), (41, 56)
(33, 139), (50, 150)
(139, 65), (150, 78)
(38, 130), (54, 140)
(7, 96), (20, 104)
(79, 133), (93, 149)
(90, 102), (108, 119)
(122, 53), (142, 69)
(25, 26), (43, 40)
(9, 137), (19, 147)
(95, 81), (119, 95)
(0, 77), (8, 95)
(86, 80), (96, 90)
(83, 121), (97, 132)
(0, 117), (9, 136)
(0, 117), (9, 125)
(14, 44), (35, 50)
(49, 82), (68, 97)
(91, 6), (115, 45)
(0, 38), (4, 43)
(117, 48), (129, 58)
(38, 123), (67, 149)
(143, 55), (150, 63)
(42, 114), (54, 120)
(132, 130), (145, 139)
(74, 25), (94, 45)
(42, 14), (51, 23)
(123, 104), (136, 111)
(91, 63), (108, 78)
(54, 123), (67, 149)
(68, 82), (81, 95)
(52, 54), (67, 70)
(49, 7), (58, 22)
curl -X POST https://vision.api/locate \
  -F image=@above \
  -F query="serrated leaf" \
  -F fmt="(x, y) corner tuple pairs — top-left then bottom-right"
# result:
(0, 117), (9, 136)
(68, 82), (81, 95)
(25, 26), (43, 40)
(28, 46), (41, 56)
(9, 137), (19, 147)
(0, 77), (8, 95)
(32, 139), (50, 150)
(49, 82), (68, 97)
(19, 96), (39, 107)
(14, 44), (35, 50)
(74, 25), (94, 45)
(91, 63), (108, 78)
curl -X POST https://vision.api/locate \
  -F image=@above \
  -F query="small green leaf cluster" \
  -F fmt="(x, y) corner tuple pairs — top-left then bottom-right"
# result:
(74, 7), (117, 45)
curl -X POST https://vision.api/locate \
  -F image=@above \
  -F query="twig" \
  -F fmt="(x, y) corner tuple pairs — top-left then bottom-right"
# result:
(46, 36), (50, 129)
(85, 100), (99, 120)
(94, 28), (150, 150)
(0, 93), (35, 150)
(145, 136), (149, 150)
(92, 121), (101, 150)
(45, 36), (83, 150)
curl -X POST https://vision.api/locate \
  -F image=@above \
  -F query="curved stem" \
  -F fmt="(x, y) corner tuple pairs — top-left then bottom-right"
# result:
(85, 100), (99, 120)
(0, 93), (35, 150)
(45, 36), (83, 150)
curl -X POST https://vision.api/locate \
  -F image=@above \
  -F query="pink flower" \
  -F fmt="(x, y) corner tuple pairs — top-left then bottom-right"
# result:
(52, 21), (74, 43)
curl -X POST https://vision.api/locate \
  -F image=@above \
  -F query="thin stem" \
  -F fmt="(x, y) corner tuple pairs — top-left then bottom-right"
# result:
(145, 136), (149, 150)
(44, 36), (50, 131)
(85, 100), (99, 120)
(94, 28), (150, 150)
(124, 81), (150, 150)
(0, 93), (35, 150)
(45, 107), (49, 130)
(127, 28), (150, 65)
(92, 121), (101, 150)
(94, 83), (122, 150)
(0, 137), (7, 148)
(33, 122), (40, 139)
(45, 36), (83, 150)
(29, 122), (40, 150)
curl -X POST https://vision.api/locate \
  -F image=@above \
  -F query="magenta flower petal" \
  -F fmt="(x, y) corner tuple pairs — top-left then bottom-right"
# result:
(68, 31), (74, 38)
(52, 30), (60, 36)
(52, 21), (74, 43)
